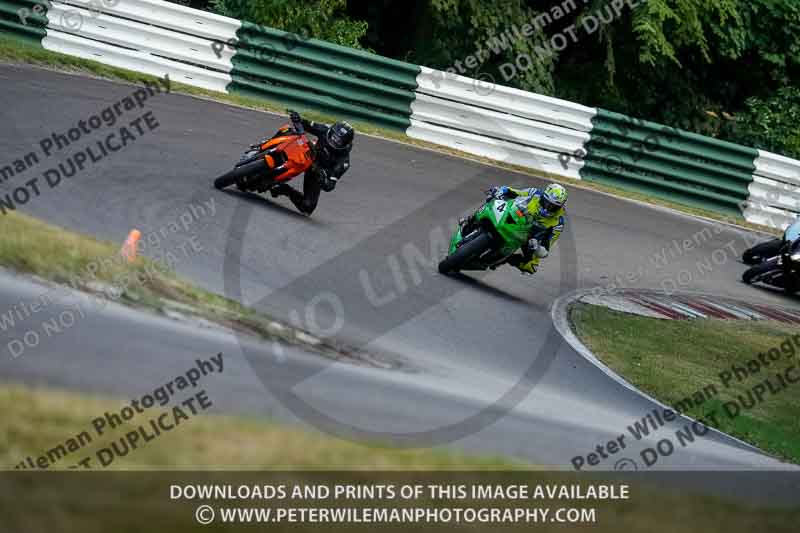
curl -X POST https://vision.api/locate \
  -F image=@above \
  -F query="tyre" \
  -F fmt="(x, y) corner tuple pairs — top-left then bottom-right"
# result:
(213, 170), (238, 190)
(742, 239), (782, 265)
(438, 232), (493, 274)
(213, 159), (267, 190)
(742, 260), (779, 285)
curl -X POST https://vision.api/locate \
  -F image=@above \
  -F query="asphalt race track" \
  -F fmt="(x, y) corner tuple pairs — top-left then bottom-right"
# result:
(1, 64), (798, 475)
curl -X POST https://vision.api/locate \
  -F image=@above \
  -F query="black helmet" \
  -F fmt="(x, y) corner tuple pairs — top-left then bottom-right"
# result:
(327, 121), (354, 151)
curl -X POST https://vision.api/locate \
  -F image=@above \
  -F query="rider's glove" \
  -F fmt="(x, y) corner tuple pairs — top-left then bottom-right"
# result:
(316, 169), (336, 192)
(528, 238), (549, 259)
(487, 186), (510, 201)
(322, 176), (338, 192)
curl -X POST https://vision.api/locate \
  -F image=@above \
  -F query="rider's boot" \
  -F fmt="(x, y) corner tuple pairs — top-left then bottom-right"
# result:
(506, 254), (538, 275)
(270, 183), (293, 198)
(271, 183), (312, 215)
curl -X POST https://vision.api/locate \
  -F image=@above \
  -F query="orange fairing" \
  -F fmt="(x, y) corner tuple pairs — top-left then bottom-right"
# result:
(259, 123), (314, 183)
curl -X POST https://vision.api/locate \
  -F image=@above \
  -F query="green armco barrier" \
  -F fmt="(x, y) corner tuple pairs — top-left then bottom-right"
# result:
(581, 109), (757, 216)
(0, 0), (48, 44)
(232, 77), (411, 131)
(229, 21), (420, 131)
(236, 22), (420, 89)
(232, 50), (414, 115)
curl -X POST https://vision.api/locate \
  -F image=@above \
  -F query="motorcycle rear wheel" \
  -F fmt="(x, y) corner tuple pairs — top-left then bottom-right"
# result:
(438, 232), (493, 274)
(742, 261), (779, 285)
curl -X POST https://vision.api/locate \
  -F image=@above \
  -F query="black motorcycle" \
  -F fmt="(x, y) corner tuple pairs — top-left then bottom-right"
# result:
(743, 219), (800, 265)
(742, 234), (800, 294)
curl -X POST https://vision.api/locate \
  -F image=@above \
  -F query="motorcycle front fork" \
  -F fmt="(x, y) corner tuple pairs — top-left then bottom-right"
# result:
(458, 214), (478, 235)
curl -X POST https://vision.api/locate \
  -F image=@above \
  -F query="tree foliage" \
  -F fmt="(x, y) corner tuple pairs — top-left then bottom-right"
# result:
(630, 0), (742, 67)
(210, 0), (368, 49)
(731, 87), (800, 157)
(191, 0), (800, 157)
(563, 0), (800, 156)
(416, 0), (555, 94)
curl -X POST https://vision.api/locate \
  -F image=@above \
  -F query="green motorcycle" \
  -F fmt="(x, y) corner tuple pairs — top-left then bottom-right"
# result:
(439, 194), (537, 274)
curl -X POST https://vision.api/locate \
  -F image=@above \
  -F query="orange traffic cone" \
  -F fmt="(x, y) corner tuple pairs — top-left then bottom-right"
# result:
(120, 229), (141, 262)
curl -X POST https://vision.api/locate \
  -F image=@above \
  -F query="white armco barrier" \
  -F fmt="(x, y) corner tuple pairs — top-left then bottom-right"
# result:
(406, 119), (584, 180)
(42, 0), (238, 92)
(409, 67), (595, 181)
(47, 3), (235, 71)
(414, 67), (596, 131)
(411, 93), (590, 155)
(43, 28), (232, 92)
(746, 150), (800, 229)
(60, 0), (241, 41)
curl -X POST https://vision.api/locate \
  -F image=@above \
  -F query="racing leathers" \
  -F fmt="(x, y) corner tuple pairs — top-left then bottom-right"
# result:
(492, 186), (565, 274)
(271, 117), (351, 215)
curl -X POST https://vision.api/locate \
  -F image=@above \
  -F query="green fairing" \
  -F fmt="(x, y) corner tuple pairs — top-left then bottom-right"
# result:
(444, 198), (534, 271)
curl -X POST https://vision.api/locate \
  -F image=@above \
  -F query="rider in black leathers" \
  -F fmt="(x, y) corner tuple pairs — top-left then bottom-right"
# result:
(271, 111), (354, 215)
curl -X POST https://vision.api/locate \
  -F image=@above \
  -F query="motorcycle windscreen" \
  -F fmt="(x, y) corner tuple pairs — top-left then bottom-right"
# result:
(785, 218), (800, 242)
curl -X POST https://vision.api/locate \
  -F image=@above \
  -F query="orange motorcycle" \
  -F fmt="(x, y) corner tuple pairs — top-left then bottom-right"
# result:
(214, 112), (314, 192)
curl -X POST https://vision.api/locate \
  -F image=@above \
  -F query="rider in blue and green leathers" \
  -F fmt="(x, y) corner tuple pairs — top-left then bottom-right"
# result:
(466, 183), (567, 274)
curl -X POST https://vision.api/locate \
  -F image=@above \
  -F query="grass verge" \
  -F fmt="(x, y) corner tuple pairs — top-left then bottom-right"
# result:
(0, 383), (510, 469)
(0, 35), (781, 237)
(2, 382), (799, 532)
(0, 210), (371, 364)
(571, 303), (800, 463)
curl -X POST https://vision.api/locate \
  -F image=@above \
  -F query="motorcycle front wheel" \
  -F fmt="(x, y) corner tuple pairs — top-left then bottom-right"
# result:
(438, 232), (493, 274)
(213, 159), (267, 190)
